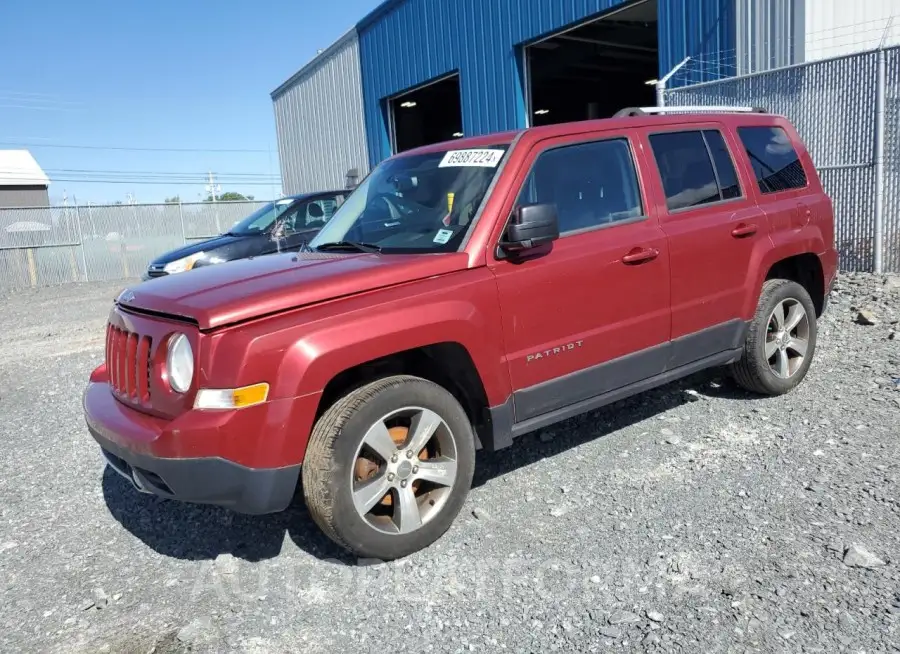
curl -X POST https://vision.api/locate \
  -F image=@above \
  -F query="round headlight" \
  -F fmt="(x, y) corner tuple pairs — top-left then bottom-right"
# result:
(166, 333), (194, 393)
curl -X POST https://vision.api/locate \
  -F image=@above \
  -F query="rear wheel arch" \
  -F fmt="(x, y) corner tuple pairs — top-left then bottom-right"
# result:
(764, 253), (825, 316)
(744, 248), (826, 319)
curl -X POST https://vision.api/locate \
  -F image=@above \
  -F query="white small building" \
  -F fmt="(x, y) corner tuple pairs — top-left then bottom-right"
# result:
(0, 150), (50, 208)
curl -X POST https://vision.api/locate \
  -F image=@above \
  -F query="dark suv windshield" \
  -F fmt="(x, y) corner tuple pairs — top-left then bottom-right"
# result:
(308, 146), (509, 253)
(228, 195), (342, 236)
(227, 199), (298, 236)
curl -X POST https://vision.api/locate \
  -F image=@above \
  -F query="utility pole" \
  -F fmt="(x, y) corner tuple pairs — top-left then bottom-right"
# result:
(206, 171), (222, 233)
(205, 171), (221, 202)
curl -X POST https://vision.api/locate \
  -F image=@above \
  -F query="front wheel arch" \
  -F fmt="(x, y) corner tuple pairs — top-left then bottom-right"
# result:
(313, 343), (492, 452)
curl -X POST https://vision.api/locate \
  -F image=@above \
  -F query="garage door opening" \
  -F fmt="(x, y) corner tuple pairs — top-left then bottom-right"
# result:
(389, 74), (463, 153)
(526, 0), (658, 127)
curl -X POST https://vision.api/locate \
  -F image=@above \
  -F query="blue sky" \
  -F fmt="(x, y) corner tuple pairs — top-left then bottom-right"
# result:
(0, 0), (381, 204)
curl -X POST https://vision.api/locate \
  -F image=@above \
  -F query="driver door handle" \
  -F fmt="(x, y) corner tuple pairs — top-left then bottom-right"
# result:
(622, 247), (659, 265)
(731, 223), (758, 238)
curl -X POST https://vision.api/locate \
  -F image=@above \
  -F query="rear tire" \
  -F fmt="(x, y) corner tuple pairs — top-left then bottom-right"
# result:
(302, 375), (475, 560)
(730, 279), (818, 396)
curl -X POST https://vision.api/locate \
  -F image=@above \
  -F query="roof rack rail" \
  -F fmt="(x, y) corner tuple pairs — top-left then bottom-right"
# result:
(613, 105), (768, 117)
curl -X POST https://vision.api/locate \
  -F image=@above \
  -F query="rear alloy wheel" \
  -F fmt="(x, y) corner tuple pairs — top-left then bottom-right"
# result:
(765, 297), (811, 379)
(302, 375), (475, 560)
(731, 279), (818, 395)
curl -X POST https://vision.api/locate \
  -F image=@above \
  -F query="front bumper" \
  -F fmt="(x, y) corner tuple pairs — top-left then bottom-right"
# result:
(84, 382), (302, 514)
(93, 431), (299, 514)
(140, 269), (167, 282)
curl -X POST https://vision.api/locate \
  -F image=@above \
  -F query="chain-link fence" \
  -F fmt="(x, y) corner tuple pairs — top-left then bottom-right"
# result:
(664, 44), (900, 273)
(0, 200), (268, 292)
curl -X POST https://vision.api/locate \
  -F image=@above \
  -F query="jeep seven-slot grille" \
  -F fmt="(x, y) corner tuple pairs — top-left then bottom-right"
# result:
(106, 324), (152, 403)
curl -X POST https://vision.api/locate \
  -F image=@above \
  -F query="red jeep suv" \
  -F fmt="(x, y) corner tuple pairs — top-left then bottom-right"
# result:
(84, 107), (837, 560)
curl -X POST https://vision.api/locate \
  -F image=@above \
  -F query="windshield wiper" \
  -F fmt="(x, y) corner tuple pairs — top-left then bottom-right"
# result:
(315, 241), (382, 254)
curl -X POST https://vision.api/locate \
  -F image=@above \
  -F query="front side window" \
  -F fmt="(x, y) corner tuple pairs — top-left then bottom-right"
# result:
(291, 195), (344, 231)
(309, 147), (508, 253)
(737, 126), (808, 193)
(515, 138), (643, 234)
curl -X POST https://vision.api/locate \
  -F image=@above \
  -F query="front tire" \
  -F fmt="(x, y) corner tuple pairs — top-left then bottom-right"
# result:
(302, 375), (476, 560)
(730, 279), (818, 396)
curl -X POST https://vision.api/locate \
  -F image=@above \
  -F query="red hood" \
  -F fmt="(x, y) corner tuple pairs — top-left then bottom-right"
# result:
(118, 251), (469, 329)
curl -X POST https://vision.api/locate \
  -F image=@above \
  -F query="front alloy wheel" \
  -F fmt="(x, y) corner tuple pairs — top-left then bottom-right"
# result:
(351, 407), (459, 535)
(302, 375), (476, 560)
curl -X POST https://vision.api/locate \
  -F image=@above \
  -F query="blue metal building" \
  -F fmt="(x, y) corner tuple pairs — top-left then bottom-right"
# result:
(357, 0), (734, 166)
(273, 0), (773, 194)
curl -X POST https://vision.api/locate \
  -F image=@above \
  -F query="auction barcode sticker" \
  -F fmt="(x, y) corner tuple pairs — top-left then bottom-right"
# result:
(438, 149), (505, 168)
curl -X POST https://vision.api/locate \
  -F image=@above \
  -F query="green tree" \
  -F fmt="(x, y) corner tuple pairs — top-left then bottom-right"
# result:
(164, 195), (181, 203)
(204, 191), (254, 202)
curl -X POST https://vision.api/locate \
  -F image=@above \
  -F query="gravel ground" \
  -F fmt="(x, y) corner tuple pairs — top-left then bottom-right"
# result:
(0, 273), (898, 654)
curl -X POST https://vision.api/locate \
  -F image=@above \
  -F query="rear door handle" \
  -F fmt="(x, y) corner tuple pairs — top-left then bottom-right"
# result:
(731, 223), (758, 238)
(622, 247), (659, 265)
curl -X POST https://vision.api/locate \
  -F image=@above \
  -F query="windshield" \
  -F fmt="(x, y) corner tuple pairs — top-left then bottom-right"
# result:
(308, 146), (509, 253)
(227, 198), (299, 236)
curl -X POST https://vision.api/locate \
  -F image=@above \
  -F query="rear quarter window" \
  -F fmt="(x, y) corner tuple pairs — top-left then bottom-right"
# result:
(736, 126), (808, 194)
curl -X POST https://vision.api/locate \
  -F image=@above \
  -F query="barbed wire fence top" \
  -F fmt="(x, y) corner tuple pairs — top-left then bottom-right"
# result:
(0, 200), (268, 292)
(664, 37), (900, 274)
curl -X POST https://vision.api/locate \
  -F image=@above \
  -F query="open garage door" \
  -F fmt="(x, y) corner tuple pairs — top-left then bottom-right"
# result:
(389, 74), (464, 153)
(525, 0), (658, 127)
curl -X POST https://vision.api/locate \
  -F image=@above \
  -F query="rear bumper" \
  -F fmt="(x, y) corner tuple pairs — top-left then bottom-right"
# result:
(821, 247), (839, 314)
(83, 381), (306, 514)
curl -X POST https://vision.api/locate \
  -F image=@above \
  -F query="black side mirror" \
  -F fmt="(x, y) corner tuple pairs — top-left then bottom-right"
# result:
(500, 203), (559, 253)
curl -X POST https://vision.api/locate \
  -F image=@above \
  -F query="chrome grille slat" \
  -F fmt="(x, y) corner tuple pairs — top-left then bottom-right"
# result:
(137, 335), (151, 402)
(105, 323), (152, 405)
(125, 332), (137, 396)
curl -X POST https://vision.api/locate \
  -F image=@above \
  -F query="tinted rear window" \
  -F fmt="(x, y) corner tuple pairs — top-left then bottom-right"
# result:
(648, 130), (742, 211)
(703, 130), (741, 200)
(737, 126), (808, 193)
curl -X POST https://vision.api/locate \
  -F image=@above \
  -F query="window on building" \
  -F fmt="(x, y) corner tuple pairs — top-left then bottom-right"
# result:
(516, 138), (643, 234)
(737, 126), (808, 193)
(649, 130), (744, 211)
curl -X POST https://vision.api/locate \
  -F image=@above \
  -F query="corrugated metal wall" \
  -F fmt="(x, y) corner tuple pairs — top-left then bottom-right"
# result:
(804, 0), (900, 62)
(357, 0), (735, 166)
(271, 30), (370, 195)
(734, 0), (804, 75)
(658, 0), (737, 84)
(0, 187), (50, 208)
